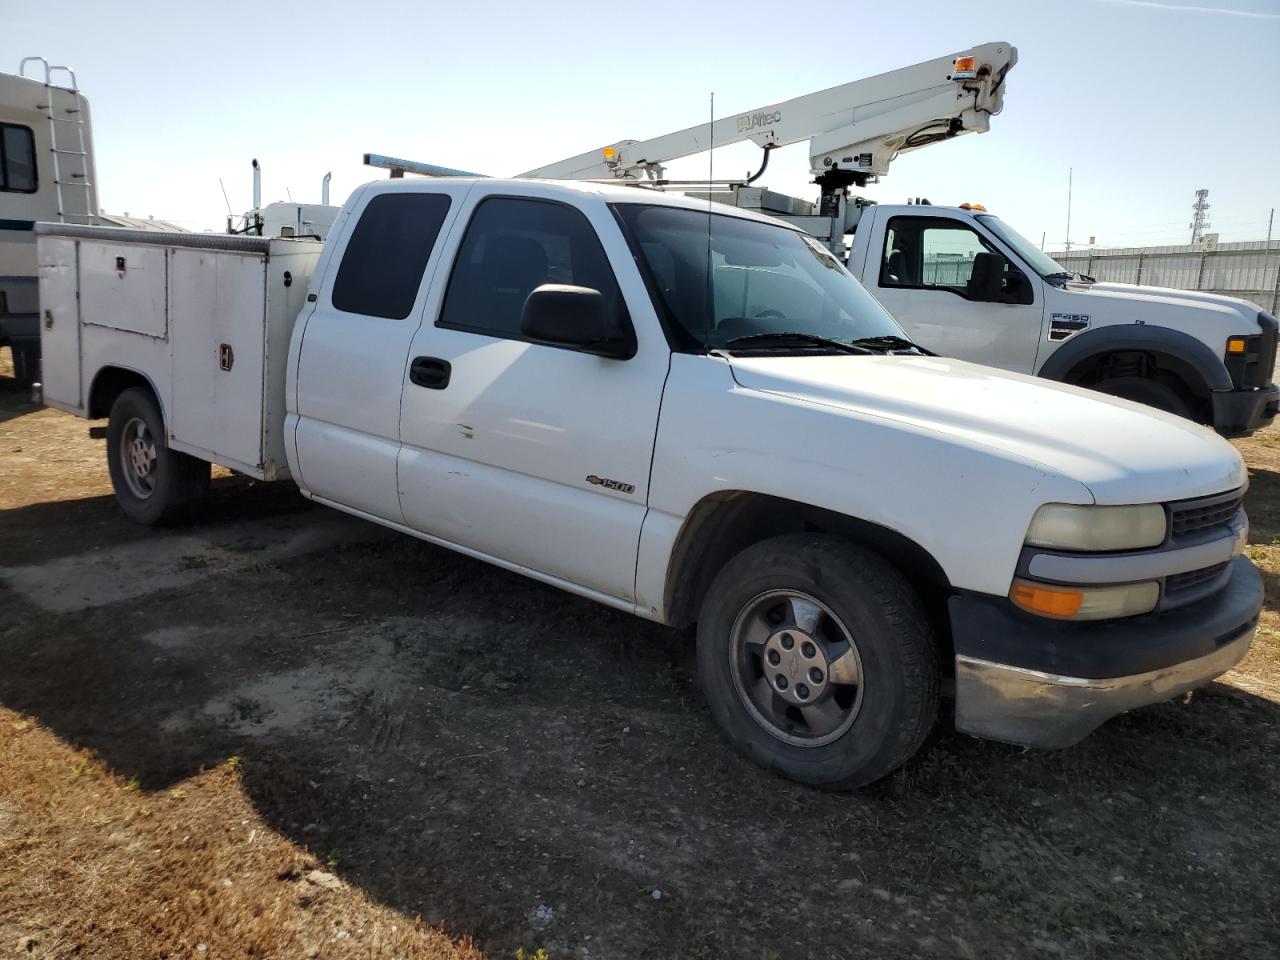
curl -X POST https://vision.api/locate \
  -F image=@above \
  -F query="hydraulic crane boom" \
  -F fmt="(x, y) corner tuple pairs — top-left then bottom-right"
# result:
(362, 42), (1016, 258)
(521, 41), (1016, 256)
(522, 42), (1015, 188)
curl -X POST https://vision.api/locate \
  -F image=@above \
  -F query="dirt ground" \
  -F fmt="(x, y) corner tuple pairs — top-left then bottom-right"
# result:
(1, 361), (1278, 960)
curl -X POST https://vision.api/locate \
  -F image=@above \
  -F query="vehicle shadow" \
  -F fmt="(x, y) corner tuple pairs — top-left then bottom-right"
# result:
(0, 379), (40, 423)
(0, 474), (316, 566)
(1245, 465), (1280, 543)
(1, 493), (1278, 959)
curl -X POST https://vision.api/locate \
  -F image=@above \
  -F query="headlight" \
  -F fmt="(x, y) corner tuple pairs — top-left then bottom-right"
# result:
(1011, 579), (1160, 620)
(1026, 503), (1166, 552)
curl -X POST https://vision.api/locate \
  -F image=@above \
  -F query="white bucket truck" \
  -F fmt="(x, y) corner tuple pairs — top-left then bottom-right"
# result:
(525, 42), (1278, 435)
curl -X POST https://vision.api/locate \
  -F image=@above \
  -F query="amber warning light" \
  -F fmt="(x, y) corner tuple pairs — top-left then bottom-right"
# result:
(951, 56), (977, 80)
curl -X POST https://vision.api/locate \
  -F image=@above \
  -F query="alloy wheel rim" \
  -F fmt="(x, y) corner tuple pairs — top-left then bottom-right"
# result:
(729, 589), (865, 748)
(120, 416), (158, 499)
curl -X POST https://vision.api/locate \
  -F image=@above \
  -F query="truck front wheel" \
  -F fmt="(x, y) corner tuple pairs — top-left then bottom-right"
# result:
(696, 534), (939, 789)
(106, 386), (210, 525)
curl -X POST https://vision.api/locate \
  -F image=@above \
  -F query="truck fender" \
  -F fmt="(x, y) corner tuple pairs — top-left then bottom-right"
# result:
(1037, 325), (1231, 392)
(88, 364), (168, 422)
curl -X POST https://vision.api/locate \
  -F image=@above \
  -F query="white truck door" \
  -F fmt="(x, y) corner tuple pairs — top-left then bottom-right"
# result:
(397, 189), (669, 603)
(862, 211), (1042, 372)
(292, 186), (466, 520)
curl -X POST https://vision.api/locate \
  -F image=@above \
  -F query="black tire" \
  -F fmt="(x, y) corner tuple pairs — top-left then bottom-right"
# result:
(106, 386), (210, 525)
(696, 533), (939, 790)
(1092, 375), (1193, 420)
(10, 342), (39, 389)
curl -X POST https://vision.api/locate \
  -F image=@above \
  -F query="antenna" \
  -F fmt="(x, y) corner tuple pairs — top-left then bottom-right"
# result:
(706, 91), (714, 352)
(218, 177), (234, 233)
(1064, 167), (1073, 253)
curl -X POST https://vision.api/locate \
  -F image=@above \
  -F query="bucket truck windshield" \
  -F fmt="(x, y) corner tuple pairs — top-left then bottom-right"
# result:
(614, 204), (907, 354)
(975, 215), (1066, 279)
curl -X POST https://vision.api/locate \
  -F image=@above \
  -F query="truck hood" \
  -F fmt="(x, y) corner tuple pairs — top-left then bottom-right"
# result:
(727, 354), (1245, 504)
(1062, 280), (1266, 328)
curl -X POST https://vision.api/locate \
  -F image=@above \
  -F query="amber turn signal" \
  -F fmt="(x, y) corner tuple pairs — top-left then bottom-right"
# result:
(1011, 582), (1083, 618)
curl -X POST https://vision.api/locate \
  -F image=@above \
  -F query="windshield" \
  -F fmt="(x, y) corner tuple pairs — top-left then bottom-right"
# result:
(614, 203), (907, 352)
(975, 214), (1066, 279)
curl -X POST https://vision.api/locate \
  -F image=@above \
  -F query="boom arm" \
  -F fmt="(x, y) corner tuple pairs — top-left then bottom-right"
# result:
(520, 41), (1016, 189)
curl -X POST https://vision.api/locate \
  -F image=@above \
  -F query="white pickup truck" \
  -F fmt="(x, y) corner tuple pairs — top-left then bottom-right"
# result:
(837, 201), (1280, 436)
(36, 178), (1263, 788)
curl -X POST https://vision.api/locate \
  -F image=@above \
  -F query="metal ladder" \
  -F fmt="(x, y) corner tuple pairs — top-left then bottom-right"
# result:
(19, 56), (96, 223)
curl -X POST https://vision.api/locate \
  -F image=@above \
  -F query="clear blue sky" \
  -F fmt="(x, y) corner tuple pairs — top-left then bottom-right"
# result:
(4, 0), (1277, 249)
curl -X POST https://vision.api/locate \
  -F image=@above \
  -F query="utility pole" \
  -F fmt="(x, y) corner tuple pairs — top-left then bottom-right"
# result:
(1190, 189), (1211, 245)
(1064, 167), (1073, 253)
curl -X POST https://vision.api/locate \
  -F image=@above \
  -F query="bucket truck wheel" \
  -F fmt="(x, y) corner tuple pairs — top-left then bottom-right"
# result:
(1092, 376), (1193, 420)
(696, 533), (939, 790)
(106, 386), (210, 526)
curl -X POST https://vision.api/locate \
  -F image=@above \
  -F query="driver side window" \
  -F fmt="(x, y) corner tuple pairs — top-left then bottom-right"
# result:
(437, 196), (627, 341)
(880, 216), (1029, 304)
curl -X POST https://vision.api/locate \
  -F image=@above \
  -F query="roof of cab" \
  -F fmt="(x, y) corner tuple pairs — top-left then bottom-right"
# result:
(359, 176), (802, 231)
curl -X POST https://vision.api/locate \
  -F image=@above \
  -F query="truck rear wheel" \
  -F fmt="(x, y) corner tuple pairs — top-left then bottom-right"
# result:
(106, 386), (209, 525)
(1092, 375), (1193, 420)
(696, 533), (939, 789)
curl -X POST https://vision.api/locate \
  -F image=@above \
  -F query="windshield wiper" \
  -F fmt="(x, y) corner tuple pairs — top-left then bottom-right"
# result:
(1046, 271), (1095, 286)
(846, 335), (933, 355)
(721, 332), (873, 355)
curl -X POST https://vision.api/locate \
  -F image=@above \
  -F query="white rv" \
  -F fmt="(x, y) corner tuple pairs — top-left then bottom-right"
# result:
(0, 59), (96, 386)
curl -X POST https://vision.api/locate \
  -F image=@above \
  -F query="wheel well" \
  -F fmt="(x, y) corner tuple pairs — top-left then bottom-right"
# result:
(664, 491), (954, 658)
(88, 367), (156, 420)
(1062, 349), (1210, 411)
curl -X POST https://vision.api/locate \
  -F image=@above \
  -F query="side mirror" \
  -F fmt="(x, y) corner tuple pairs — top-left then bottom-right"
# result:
(520, 284), (634, 360)
(1001, 266), (1034, 305)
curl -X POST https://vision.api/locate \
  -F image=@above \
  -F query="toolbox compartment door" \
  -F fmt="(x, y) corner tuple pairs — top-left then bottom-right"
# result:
(36, 236), (83, 409)
(79, 242), (168, 338)
(168, 248), (268, 472)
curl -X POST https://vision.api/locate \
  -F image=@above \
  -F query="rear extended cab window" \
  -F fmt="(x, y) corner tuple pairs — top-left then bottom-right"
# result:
(331, 192), (452, 319)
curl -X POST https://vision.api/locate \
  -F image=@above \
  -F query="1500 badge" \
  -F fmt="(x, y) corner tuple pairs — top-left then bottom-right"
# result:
(586, 475), (635, 494)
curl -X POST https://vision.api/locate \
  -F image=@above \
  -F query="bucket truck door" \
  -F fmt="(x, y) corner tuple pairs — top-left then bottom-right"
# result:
(864, 212), (1042, 373)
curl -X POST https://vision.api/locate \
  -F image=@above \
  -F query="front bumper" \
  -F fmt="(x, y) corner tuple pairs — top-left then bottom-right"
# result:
(1212, 382), (1279, 438)
(951, 556), (1261, 748)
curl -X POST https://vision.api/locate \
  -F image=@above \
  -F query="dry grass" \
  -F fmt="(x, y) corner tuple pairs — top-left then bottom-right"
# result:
(0, 717), (485, 959)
